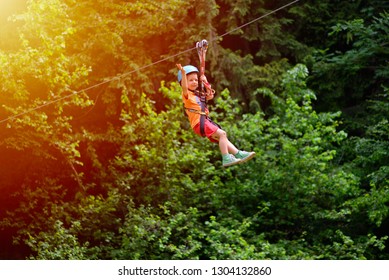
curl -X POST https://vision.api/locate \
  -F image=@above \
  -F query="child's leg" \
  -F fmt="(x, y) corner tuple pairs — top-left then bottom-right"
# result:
(227, 139), (239, 155)
(211, 128), (255, 166)
(211, 129), (228, 154)
(212, 129), (241, 167)
(211, 129), (239, 155)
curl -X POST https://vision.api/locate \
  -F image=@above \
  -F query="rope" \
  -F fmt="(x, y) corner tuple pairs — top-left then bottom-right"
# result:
(0, 0), (300, 124)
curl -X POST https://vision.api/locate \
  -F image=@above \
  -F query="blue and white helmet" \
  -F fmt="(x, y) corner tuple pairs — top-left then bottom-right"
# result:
(177, 65), (199, 83)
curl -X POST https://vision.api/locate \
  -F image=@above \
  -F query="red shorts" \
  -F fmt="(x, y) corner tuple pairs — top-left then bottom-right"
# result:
(193, 119), (220, 143)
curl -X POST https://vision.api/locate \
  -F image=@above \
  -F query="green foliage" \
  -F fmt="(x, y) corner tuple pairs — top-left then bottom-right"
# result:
(115, 205), (204, 259)
(27, 220), (89, 260)
(3, 61), (387, 259)
(204, 216), (259, 260)
(336, 93), (389, 229)
(309, 12), (389, 115)
(1, 0), (388, 261)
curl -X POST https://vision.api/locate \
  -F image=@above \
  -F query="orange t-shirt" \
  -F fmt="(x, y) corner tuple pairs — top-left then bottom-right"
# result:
(182, 91), (209, 128)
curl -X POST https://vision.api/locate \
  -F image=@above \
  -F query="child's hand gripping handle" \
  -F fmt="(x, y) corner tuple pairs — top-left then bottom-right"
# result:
(196, 39), (208, 95)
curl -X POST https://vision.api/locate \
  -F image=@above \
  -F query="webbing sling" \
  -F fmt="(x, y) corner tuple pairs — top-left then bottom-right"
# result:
(198, 94), (207, 136)
(196, 39), (208, 137)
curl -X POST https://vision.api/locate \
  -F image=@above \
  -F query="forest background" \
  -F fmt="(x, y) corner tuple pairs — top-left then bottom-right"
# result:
(0, 0), (388, 260)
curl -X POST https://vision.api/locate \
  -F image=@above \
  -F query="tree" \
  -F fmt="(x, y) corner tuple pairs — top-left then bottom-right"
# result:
(308, 12), (389, 118)
(0, 0), (193, 258)
(1, 0), (388, 260)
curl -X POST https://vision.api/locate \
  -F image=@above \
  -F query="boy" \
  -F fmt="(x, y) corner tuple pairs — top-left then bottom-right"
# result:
(176, 64), (255, 167)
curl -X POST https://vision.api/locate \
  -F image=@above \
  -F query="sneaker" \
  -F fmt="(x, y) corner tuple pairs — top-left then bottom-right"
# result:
(235, 150), (256, 163)
(222, 154), (241, 167)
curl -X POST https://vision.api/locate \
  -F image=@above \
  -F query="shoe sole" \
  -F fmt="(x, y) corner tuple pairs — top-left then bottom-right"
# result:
(223, 158), (242, 167)
(238, 152), (256, 164)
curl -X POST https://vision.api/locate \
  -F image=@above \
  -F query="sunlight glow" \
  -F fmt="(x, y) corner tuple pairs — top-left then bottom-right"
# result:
(0, 0), (26, 21)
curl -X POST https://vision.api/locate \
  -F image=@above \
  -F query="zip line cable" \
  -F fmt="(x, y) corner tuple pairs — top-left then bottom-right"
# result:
(0, 0), (300, 124)
(216, 0), (300, 39)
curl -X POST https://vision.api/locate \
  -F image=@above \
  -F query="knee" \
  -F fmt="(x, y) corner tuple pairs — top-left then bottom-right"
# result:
(218, 129), (227, 138)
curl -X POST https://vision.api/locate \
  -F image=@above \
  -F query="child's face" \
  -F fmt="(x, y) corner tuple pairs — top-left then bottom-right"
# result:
(187, 73), (198, 90)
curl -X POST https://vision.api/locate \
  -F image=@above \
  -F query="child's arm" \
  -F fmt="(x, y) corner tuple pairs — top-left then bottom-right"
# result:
(176, 64), (189, 99)
(200, 74), (215, 100)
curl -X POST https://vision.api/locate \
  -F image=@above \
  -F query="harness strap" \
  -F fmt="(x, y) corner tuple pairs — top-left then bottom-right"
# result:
(185, 108), (207, 115)
(196, 39), (209, 137)
(199, 95), (207, 136)
(185, 104), (206, 136)
(185, 107), (221, 134)
(188, 88), (208, 136)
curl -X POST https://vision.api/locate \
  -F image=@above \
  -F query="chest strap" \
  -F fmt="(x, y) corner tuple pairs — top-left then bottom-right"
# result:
(185, 108), (207, 115)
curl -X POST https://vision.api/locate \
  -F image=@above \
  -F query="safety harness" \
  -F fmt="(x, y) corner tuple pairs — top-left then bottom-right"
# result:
(184, 39), (219, 136)
(196, 39), (208, 136)
(194, 40), (210, 136)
